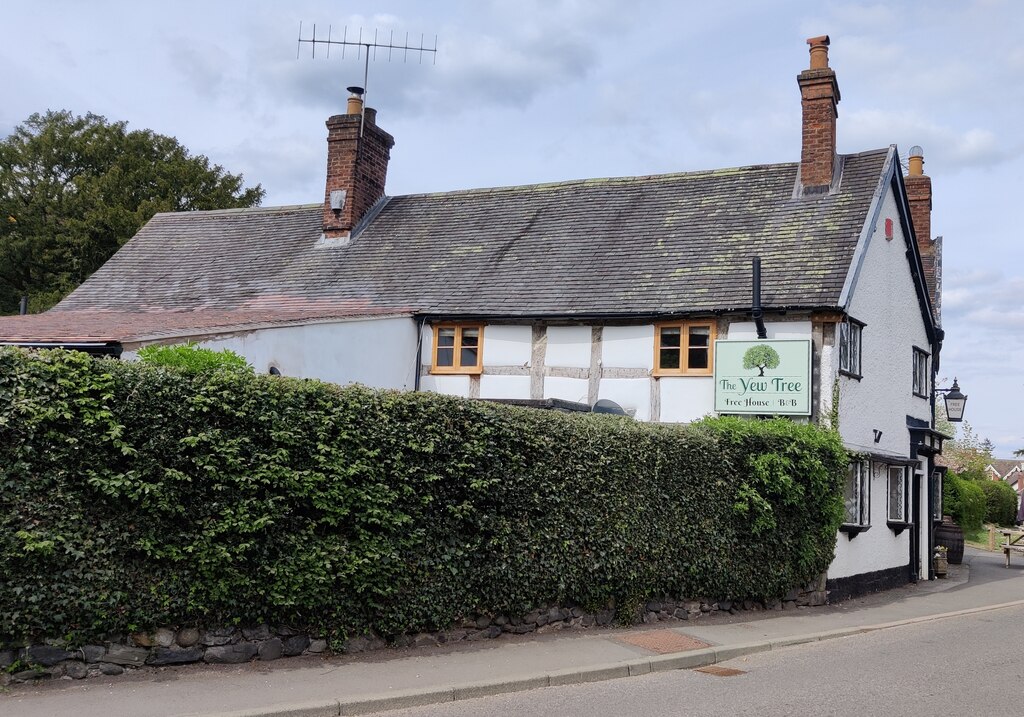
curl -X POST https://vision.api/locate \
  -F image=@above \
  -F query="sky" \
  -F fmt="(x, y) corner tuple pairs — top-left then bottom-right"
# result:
(3, 0), (1021, 455)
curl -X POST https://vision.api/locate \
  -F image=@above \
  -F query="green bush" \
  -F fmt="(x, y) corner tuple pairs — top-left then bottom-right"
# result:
(943, 473), (986, 531)
(977, 479), (1019, 527)
(0, 347), (847, 646)
(137, 342), (251, 373)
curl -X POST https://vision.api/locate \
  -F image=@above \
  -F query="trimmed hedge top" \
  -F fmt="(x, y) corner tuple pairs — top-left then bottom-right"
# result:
(0, 347), (846, 646)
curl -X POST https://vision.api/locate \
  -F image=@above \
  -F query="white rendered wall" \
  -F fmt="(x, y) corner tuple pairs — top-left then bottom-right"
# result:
(598, 379), (651, 421)
(726, 321), (812, 341)
(198, 316), (418, 389)
(659, 378), (715, 422)
(546, 326), (592, 368)
(479, 375), (531, 399)
(839, 187), (931, 457)
(544, 376), (589, 403)
(828, 462), (908, 579)
(481, 325), (532, 366)
(602, 326), (654, 369)
(828, 185), (933, 581)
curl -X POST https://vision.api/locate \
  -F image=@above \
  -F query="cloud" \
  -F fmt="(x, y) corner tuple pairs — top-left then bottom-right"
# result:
(842, 109), (1005, 170)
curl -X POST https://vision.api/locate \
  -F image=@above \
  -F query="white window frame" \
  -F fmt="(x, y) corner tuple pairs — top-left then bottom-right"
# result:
(887, 466), (910, 524)
(838, 317), (863, 378)
(843, 460), (870, 528)
(912, 347), (929, 398)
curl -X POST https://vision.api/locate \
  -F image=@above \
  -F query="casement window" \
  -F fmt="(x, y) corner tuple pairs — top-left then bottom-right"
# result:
(912, 347), (929, 398)
(887, 466), (910, 524)
(431, 324), (484, 374)
(838, 317), (863, 378)
(931, 471), (944, 522)
(654, 321), (716, 376)
(843, 461), (870, 529)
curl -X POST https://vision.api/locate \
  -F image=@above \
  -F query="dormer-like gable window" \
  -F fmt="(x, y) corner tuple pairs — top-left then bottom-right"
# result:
(838, 316), (863, 379)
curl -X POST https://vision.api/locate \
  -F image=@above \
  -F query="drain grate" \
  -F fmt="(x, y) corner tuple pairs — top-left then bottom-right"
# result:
(695, 665), (747, 677)
(616, 630), (711, 655)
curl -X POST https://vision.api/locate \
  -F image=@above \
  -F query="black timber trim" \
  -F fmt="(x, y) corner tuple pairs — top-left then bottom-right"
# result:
(839, 524), (871, 539)
(0, 341), (123, 357)
(826, 564), (912, 603)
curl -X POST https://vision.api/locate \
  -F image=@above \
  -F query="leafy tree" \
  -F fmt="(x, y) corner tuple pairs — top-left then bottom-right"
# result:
(0, 110), (264, 314)
(742, 344), (780, 376)
(941, 419), (993, 477)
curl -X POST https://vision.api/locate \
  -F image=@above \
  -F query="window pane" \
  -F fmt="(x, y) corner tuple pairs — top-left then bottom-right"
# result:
(839, 322), (849, 371)
(844, 463), (860, 524)
(660, 327), (681, 348)
(851, 324), (861, 374)
(437, 328), (456, 348)
(688, 347), (709, 369)
(688, 325), (711, 348)
(888, 467), (904, 522)
(460, 347), (478, 366)
(436, 347), (454, 367)
(660, 348), (680, 370)
(461, 328), (479, 347)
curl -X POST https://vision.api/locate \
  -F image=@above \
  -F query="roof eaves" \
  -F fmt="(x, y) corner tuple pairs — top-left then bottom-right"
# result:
(838, 145), (897, 310)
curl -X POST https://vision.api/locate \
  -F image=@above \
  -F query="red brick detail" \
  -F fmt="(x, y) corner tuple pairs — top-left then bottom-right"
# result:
(797, 68), (840, 189)
(323, 113), (395, 237)
(905, 173), (936, 310)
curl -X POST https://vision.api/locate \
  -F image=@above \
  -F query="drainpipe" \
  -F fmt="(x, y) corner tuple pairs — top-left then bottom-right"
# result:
(413, 316), (426, 391)
(752, 258), (768, 339)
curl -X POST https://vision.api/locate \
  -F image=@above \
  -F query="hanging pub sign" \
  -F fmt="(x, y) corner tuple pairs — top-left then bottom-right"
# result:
(713, 340), (812, 416)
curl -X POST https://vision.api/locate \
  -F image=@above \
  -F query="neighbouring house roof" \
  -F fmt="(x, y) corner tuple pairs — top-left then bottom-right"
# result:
(989, 459), (1024, 479)
(0, 308), (412, 346)
(0, 148), (896, 341)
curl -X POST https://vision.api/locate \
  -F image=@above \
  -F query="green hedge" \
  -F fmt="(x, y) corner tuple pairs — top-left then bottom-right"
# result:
(977, 479), (1019, 527)
(0, 347), (846, 646)
(943, 473), (986, 531)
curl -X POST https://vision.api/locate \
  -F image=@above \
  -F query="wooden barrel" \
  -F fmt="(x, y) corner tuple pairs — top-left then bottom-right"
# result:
(935, 516), (965, 564)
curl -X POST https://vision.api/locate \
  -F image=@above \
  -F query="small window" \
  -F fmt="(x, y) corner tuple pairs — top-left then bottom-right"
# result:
(887, 466), (909, 523)
(931, 470), (943, 522)
(431, 324), (484, 374)
(654, 321), (716, 376)
(838, 317), (863, 378)
(844, 461), (870, 527)
(912, 347), (929, 398)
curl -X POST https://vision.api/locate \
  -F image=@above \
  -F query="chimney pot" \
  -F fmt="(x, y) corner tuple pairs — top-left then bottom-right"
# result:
(363, 107), (377, 125)
(807, 35), (830, 69)
(908, 145), (924, 176)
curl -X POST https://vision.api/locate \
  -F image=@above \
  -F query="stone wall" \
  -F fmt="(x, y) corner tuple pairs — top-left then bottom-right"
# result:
(1, 576), (827, 685)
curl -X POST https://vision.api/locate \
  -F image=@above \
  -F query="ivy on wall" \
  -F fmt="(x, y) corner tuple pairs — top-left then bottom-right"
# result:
(0, 347), (846, 646)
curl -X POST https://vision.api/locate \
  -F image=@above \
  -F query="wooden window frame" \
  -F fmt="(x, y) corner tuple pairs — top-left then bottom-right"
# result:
(430, 323), (484, 375)
(912, 346), (929, 398)
(840, 460), (871, 537)
(653, 321), (716, 377)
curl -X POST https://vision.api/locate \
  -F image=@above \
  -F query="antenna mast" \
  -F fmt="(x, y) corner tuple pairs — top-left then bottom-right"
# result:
(297, 23), (438, 137)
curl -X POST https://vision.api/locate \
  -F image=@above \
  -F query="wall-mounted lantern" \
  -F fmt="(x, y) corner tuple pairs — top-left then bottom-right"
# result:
(937, 378), (967, 422)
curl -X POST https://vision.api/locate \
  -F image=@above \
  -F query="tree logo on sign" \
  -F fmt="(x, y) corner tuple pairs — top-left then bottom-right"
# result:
(743, 345), (780, 377)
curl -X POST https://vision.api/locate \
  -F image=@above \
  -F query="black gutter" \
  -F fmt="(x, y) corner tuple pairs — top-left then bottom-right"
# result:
(0, 341), (123, 358)
(413, 304), (846, 324)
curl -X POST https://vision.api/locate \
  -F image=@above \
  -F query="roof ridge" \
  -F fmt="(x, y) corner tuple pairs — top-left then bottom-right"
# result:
(385, 148), (891, 201)
(152, 203), (321, 219)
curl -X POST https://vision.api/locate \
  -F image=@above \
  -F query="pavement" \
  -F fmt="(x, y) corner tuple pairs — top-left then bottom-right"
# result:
(5, 546), (1024, 717)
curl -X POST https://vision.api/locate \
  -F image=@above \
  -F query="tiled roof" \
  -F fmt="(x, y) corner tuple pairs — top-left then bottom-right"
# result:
(0, 308), (409, 344)
(2, 148), (891, 340)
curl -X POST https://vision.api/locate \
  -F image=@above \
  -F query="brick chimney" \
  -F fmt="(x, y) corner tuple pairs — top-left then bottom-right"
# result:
(797, 35), (841, 191)
(905, 145), (940, 320)
(322, 86), (395, 238)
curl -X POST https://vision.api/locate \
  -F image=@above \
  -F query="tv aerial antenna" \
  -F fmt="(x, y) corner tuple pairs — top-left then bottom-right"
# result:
(297, 23), (437, 137)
